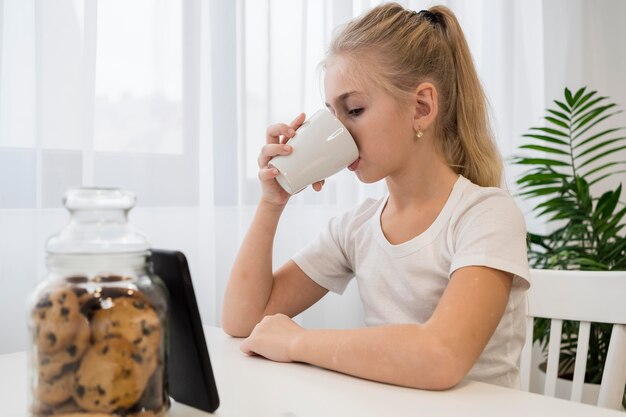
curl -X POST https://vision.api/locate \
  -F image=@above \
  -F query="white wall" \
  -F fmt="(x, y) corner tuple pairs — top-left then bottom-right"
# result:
(542, 0), (626, 200)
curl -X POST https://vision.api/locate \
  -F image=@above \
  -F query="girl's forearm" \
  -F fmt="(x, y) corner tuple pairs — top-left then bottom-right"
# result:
(222, 200), (286, 336)
(289, 325), (464, 390)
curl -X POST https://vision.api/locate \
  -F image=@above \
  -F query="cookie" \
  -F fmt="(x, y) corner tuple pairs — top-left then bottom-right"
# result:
(54, 414), (113, 417)
(73, 337), (147, 413)
(38, 315), (90, 380)
(30, 398), (82, 416)
(131, 363), (168, 412)
(91, 297), (161, 369)
(36, 371), (74, 406)
(33, 287), (81, 353)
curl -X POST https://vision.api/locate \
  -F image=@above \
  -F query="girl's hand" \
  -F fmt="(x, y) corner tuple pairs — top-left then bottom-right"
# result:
(258, 113), (326, 206)
(239, 313), (304, 363)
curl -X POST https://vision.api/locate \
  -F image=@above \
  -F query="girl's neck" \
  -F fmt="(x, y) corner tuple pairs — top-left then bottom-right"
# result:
(384, 145), (458, 212)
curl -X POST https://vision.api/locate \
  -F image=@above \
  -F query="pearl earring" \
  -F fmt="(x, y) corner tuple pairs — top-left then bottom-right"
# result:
(416, 129), (424, 139)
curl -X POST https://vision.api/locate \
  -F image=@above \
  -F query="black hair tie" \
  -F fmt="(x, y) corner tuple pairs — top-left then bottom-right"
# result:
(418, 10), (440, 26)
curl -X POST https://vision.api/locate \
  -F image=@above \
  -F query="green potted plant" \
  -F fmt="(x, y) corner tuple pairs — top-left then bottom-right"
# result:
(513, 87), (626, 408)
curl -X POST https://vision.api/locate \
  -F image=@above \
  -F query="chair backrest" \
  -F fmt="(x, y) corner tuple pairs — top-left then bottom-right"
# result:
(519, 269), (626, 410)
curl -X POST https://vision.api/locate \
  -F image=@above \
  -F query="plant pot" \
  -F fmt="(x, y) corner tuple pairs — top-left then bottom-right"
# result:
(533, 361), (626, 411)
(535, 362), (601, 405)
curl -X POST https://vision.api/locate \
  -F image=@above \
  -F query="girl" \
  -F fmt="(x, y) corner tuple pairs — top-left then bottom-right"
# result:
(222, 3), (529, 390)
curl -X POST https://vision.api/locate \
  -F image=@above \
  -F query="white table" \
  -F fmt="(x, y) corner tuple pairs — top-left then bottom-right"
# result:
(1, 326), (622, 417)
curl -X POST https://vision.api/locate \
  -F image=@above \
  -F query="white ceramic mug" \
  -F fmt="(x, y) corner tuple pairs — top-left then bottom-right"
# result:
(269, 109), (358, 195)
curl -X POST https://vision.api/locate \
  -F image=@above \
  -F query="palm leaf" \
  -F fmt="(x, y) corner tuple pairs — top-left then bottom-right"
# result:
(515, 158), (570, 167)
(578, 145), (626, 169)
(571, 90), (596, 112)
(536, 197), (578, 211)
(598, 206), (626, 235)
(523, 133), (570, 146)
(572, 102), (614, 128)
(531, 126), (569, 137)
(518, 172), (569, 184)
(520, 187), (565, 198)
(547, 109), (570, 122)
(565, 87), (575, 107)
(573, 127), (625, 149)
(546, 116), (569, 129)
(590, 169), (626, 186)
(574, 111), (623, 140)
(523, 179), (565, 189)
(572, 87), (587, 103)
(576, 137), (626, 159)
(602, 239), (626, 261)
(570, 258), (610, 270)
(571, 95), (605, 118)
(549, 211), (591, 222)
(582, 161), (626, 178)
(592, 188), (621, 224)
(520, 144), (570, 155)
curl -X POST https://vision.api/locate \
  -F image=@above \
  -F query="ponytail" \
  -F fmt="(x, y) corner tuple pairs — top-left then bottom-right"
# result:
(326, 3), (503, 187)
(430, 6), (502, 187)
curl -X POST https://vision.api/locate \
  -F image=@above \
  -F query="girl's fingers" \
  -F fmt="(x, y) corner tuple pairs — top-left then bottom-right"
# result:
(288, 113), (306, 134)
(258, 167), (280, 182)
(311, 180), (325, 192)
(261, 144), (292, 158)
(266, 123), (296, 144)
(259, 112), (305, 176)
(258, 144), (292, 168)
(265, 113), (306, 145)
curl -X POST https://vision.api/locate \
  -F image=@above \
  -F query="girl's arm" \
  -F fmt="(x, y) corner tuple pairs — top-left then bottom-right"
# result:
(221, 200), (284, 337)
(222, 202), (328, 337)
(222, 113), (328, 337)
(240, 265), (513, 390)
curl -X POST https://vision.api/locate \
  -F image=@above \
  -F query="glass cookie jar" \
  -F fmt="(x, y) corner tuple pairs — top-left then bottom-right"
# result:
(27, 188), (170, 417)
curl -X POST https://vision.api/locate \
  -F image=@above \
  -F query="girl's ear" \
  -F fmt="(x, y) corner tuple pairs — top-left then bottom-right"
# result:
(412, 82), (438, 133)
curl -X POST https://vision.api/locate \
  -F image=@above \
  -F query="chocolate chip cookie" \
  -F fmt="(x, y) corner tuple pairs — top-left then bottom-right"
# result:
(90, 297), (161, 376)
(73, 337), (147, 413)
(36, 371), (74, 406)
(38, 315), (90, 380)
(32, 287), (81, 353)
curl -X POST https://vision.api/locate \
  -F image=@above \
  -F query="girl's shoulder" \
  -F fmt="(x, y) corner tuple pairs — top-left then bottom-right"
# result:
(451, 176), (525, 227)
(457, 176), (519, 206)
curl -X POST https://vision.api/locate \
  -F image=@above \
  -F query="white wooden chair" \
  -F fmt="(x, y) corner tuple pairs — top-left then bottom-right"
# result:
(519, 269), (626, 410)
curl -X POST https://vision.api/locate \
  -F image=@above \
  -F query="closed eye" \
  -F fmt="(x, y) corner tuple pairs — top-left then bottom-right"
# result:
(348, 108), (364, 117)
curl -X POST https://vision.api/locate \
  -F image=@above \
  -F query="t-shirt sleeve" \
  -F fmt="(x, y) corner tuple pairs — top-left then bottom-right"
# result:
(292, 210), (355, 295)
(450, 192), (530, 289)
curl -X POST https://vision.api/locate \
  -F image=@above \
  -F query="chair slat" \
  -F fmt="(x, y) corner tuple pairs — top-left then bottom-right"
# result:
(520, 316), (534, 391)
(598, 324), (626, 410)
(570, 321), (591, 402)
(527, 269), (626, 324)
(544, 319), (563, 397)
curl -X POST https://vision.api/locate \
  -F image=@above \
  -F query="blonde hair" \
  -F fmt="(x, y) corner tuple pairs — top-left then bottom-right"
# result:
(324, 3), (502, 188)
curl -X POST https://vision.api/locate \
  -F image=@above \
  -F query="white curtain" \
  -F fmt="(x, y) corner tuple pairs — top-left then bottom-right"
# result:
(1, 0), (625, 354)
(0, 0), (218, 353)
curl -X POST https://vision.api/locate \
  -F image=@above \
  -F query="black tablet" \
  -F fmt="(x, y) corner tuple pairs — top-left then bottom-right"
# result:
(151, 249), (220, 413)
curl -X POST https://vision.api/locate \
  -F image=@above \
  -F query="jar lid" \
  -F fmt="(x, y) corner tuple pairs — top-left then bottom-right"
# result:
(64, 187), (136, 211)
(46, 188), (151, 254)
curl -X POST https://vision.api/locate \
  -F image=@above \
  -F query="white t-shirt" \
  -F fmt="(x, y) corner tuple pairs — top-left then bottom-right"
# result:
(292, 175), (530, 388)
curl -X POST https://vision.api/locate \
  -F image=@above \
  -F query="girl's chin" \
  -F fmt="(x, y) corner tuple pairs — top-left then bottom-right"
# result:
(354, 171), (379, 184)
